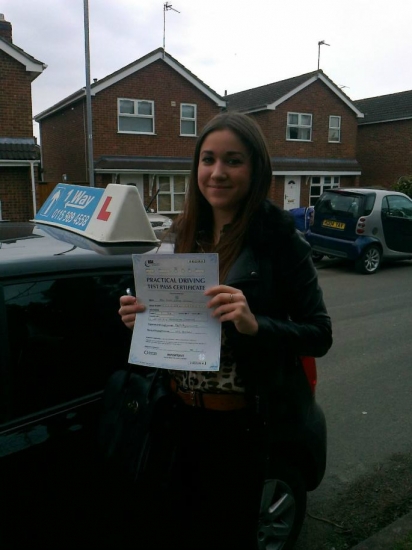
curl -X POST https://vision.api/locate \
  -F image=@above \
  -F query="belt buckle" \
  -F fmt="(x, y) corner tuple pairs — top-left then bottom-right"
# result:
(189, 389), (203, 407)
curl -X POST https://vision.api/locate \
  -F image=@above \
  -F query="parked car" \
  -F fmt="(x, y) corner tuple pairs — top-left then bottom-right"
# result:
(306, 188), (412, 274)
(0, 183), (326, 549)
(147, 211), (173, 231)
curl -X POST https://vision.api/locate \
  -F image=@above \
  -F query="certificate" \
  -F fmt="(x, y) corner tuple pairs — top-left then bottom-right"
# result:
(128, 253), (221, 371)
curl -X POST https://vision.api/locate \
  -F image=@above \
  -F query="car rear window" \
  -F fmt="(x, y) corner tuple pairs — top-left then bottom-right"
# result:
(316, 192), (375, 218)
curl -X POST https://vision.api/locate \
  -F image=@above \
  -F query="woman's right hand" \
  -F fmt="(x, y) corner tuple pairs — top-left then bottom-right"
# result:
(118, 295), (146, 330)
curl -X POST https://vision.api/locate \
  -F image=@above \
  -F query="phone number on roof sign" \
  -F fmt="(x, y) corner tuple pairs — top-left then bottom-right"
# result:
(51, 209), (90, 227)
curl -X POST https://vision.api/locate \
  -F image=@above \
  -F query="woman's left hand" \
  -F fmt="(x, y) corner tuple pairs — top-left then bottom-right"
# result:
(204, 285), (258, 336)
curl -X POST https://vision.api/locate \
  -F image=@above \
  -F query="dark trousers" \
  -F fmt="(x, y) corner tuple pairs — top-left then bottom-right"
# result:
(136, 402), (265, 550)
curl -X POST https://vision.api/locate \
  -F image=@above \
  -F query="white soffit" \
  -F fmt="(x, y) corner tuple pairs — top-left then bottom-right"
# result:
(0, 40), (46, 74)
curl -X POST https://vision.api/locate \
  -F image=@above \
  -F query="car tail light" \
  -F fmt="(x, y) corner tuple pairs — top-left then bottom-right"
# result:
(300, 356), (317, 394)
(356, 217), (366, 234)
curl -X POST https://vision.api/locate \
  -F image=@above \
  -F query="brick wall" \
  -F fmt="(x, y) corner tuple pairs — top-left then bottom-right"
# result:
(250, 80), (359, 159)
(250, 80), (359, 207)
(0, 50), (34, 137)
(40, 60), (222, 183)
(0, 33), (40, 222)
(39, 99), (88, 183)
(0, 167), (33, 220)
(357, 119), (412, 188)
(92, 60), (221, 158)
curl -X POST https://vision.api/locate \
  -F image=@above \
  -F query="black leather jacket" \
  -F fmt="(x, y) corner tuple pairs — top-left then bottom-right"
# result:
(222, 200), (332, 416)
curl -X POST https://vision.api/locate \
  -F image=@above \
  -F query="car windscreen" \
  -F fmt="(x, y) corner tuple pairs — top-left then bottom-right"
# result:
(316, 192), (369, 218)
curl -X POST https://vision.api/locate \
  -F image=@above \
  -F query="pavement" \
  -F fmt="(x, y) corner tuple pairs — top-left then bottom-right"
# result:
(351, 511), (412, 549)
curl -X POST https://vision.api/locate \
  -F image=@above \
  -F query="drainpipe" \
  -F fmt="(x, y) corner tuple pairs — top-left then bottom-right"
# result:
(30, 161), (37, 216)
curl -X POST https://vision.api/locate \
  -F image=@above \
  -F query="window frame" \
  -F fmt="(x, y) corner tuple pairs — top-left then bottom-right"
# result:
(118, 98), (155, 135)
(310, 176), (340, 206)
(180, 103), (197, 136)
(286, 112), (312, 142)
(156, 175), (189, 214)
(328, 115), (341, 143)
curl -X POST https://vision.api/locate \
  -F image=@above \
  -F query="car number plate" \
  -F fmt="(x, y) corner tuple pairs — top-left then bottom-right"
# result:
(322, 220), (346, 230)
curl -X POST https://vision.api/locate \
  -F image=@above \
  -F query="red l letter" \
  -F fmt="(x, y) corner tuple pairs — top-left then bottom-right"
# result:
(97, 197), (112, 221)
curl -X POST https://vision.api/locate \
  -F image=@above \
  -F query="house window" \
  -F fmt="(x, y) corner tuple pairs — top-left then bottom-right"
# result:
(118, 99), (154, 134)
(310, 176), (340, 206)
(286, 112), (312, 141)
(329, 116), (341, 142)
(181, 104), (196, 136)
(157, 175), (189, 213)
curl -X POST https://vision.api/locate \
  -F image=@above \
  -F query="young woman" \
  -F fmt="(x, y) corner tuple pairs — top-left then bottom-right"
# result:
(118, 112), (332, 549)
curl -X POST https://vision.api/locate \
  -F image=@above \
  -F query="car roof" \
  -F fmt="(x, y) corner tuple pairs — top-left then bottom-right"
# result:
(325, 188), (410, 198)
(0, 183), (174, 279)
(0, 221), (169, 278)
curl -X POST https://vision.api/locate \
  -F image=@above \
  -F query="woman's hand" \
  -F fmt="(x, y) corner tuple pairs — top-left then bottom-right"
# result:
(118, 294), (146, 330)
(204, 285), (258, 336)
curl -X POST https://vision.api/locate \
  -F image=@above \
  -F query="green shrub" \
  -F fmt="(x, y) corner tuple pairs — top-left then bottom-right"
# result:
(393, 176), (412, 198)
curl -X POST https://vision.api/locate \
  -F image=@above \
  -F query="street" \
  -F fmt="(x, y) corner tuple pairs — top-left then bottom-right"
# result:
(296, 258), (412, 549)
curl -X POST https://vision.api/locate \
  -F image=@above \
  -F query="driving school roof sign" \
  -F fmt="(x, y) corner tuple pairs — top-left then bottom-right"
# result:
(34, 183), (159, 244)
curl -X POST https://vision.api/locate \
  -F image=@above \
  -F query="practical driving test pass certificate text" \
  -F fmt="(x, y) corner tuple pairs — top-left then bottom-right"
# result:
(128, 253), (221, 371)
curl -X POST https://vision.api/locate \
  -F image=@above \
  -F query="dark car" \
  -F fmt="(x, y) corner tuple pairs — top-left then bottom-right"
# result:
(306, 188), (412, 273)
(0, 183), (326, 549)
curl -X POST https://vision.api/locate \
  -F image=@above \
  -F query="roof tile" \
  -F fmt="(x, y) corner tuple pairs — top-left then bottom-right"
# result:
(354, 90), (412, 124)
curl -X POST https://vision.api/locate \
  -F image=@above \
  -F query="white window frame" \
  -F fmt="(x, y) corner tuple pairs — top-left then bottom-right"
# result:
(309, 176), (340, 206)
(328, 116), (341, 142)
(286, 112), (312, 141)
(157, 175), (189, 214)
(118, 98), (155, 134)
(180, 104), (197, 136)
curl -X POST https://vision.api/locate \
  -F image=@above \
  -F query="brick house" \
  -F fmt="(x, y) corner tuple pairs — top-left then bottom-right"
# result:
(225, 71), (364, 208)
(36, 49), (364, 214)
(0, 14), (46, 221)
(354, 90), (412, 189)
(35, 48), (225, 214)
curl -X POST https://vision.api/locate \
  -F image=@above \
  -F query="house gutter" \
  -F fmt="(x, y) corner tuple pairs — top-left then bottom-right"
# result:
(0, 159), (40, 166)
(273, 170), (362, 176)
(95, 168), (190, 175)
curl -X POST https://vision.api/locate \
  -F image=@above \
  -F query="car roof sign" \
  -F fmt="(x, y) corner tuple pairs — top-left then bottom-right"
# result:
(34, 183), (159, 244)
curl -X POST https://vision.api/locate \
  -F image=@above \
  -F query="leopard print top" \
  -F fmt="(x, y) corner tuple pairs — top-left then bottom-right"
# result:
(170, 327), (245, 394)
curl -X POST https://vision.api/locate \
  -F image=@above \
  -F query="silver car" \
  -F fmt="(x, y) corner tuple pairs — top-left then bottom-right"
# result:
(147, 211), (173, 231)
(306, 188), (412, 274)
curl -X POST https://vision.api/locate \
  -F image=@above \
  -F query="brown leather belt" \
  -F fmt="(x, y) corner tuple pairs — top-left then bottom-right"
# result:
(170, 378), (247, 411)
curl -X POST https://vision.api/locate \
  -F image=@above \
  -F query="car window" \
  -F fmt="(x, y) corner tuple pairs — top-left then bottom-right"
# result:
(385, 195), (412, 219)
(363, 193), (376, 216)
(1, 273), (133, 422)
(316, 193), (364, 218)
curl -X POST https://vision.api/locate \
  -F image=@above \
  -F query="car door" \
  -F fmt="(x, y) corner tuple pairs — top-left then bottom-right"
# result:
(0, 271), (133, 547)
(381, 195), (412, 253)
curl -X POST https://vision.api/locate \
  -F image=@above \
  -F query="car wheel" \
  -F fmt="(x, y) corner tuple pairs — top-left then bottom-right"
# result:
(355, 244), (382, 274)
(257, 465), (307, 550)
(311, 251), (324, 262)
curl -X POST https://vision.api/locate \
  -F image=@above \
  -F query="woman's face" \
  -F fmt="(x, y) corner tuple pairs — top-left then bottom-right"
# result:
(197, 129), (252, 219)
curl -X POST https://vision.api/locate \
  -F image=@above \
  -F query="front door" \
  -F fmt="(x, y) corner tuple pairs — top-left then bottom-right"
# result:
(284, 176), (301, 210)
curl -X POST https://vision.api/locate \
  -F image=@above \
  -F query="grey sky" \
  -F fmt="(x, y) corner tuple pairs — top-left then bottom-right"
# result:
(2, 0), (412, 139)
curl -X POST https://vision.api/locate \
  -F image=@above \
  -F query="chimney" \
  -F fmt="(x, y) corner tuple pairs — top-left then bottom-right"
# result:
(0, 14), (13, 43)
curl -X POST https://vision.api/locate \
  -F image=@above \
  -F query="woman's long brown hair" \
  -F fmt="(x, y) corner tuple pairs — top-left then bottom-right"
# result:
(173, 112), (273, 281)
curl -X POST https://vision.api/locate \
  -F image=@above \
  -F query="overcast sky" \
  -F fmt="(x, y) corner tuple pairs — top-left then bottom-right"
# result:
(3, 0), (412, 140)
